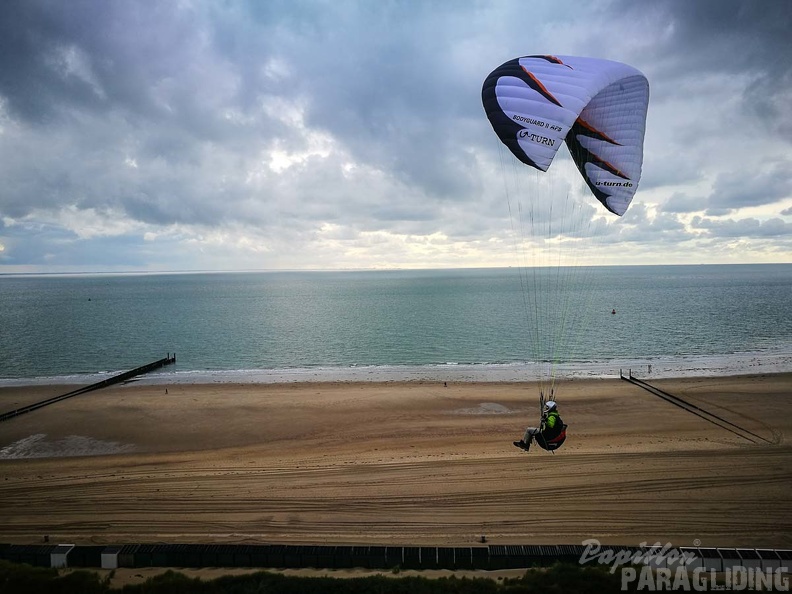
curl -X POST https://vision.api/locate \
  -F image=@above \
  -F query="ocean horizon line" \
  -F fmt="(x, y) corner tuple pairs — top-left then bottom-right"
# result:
(1, 261), (790, 279)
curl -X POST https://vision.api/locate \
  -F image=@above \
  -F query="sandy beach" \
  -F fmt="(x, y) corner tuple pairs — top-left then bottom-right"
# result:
(0, 375), (790, 550)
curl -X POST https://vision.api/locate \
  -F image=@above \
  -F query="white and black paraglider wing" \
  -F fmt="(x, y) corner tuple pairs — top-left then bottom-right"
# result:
(482, 54), (649, 215)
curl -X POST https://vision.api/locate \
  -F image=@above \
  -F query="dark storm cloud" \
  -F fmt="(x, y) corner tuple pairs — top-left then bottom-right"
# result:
(660, 163), (792, 217)
(601, 0), (792, 221)
(635, 0), (791, 67)
(0, 0), (487, 233)
(0, 0), (292, 144)
(250, 0), (489, 201)
(609, 0), (792, 135)
(662, 192), (703, 215)
(706, 163), (792, 213)
(0, 0), (289, 227)
(1, 1), (203, 124)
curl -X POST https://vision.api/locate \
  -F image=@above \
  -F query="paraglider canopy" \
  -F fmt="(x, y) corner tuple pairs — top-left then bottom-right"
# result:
(482, 55), (649, 216)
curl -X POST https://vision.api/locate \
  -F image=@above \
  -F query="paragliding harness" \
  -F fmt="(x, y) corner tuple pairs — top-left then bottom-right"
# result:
(535, 391), (567, 453)
(535, 423), (567, 452)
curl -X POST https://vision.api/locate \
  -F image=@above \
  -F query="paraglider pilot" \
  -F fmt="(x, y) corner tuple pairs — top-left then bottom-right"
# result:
(514, 400), (564, 452)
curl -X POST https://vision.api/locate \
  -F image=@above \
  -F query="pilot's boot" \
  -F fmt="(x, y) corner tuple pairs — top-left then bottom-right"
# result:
(513, 440), (530, 451)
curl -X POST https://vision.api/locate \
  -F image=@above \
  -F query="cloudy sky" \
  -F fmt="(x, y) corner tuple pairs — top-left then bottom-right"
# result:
(0, 0), (790, 273)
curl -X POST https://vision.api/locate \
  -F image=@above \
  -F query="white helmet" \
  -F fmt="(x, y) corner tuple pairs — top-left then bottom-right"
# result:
(544, 401), (557, 413)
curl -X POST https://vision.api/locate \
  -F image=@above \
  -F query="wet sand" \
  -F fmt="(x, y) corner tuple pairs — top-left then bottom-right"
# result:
(0, 375), (790, 549)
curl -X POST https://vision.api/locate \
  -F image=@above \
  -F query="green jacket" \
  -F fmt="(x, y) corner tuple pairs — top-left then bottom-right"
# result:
(541, 410), (563, 440)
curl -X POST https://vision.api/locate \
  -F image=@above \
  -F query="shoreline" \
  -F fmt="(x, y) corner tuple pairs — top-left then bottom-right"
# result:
(1, 371), (790, 414)
(0, 374), (790, 548)
(2, 347), (791, 388)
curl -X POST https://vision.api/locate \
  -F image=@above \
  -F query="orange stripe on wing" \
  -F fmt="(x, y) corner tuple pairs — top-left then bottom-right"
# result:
(545, 55), (572, 69)
(598, 157), (629, 180)
(577, 117), (621, 145)
(521, 66), (563, 107)
(528, 55), (574, 69)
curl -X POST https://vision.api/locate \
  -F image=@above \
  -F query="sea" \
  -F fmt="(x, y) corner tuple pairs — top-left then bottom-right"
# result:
(0, 264), (790, 386)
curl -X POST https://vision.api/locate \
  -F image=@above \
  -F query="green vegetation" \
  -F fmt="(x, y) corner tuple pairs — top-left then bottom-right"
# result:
(0, 561), (108, 594)
(0, 560), (631, 593)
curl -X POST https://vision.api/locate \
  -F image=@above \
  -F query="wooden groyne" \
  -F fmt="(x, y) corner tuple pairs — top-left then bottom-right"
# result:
(619, 369), (772, 444)
(0, 354), (176, 423)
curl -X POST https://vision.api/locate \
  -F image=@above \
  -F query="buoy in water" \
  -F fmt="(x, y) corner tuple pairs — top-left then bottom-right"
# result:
(611, 309), (616, 315)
